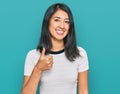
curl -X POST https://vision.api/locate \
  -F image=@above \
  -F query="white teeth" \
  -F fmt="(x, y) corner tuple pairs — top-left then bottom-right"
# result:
(56, 30), (64, 35)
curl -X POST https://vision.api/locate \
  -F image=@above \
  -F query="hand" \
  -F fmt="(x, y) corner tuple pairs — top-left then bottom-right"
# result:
(36, 48), (53, 71)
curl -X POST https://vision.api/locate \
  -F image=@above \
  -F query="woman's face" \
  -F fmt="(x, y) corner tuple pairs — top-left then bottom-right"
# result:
(49, 9), (70, 42)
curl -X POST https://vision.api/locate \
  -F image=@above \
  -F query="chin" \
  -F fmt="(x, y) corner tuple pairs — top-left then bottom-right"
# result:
(56, 38), (64, 41)
(56, 36), (66, 40)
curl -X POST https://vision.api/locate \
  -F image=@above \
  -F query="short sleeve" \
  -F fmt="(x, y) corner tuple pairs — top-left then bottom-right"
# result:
(78, 47), (89, 72)
(24, 50), (35, 76)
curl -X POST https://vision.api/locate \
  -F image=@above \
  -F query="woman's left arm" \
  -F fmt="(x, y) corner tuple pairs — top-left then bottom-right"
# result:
(78, 70), (89, 94)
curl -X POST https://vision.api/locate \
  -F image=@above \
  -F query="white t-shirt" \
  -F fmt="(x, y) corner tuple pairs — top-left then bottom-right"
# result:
(24, 46), (89, 94)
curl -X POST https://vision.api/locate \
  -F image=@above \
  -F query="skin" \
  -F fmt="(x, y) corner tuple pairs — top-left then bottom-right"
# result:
(21, 9), (88, 94)
(49, 9), (70, 51)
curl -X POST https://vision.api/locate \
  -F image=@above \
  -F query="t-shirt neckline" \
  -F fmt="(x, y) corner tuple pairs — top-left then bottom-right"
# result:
(49, 49), (64, 54)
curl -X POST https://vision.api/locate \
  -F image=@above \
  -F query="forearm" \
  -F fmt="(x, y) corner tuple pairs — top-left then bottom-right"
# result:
(78, 89), (88, 94)
(78, 83), (89, 94)
(21, 67), (42, 94)
(78, 71), (89, 94)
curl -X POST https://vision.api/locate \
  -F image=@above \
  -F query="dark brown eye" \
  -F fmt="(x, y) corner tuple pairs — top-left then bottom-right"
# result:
(54, 19), (60, 22)
(65, 21), (70, 24)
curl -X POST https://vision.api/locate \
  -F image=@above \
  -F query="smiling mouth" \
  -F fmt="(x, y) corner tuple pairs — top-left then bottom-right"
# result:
(56, 30), (64, 35)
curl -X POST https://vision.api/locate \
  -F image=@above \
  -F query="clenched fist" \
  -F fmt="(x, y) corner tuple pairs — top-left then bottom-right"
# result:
(36, 48), (53, 71)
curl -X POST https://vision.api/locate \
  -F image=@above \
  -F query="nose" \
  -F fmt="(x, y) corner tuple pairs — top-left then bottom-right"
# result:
(59, 21), (65, 28)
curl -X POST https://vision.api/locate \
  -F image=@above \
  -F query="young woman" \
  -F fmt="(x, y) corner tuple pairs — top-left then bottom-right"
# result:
(21, 3), (89, 94)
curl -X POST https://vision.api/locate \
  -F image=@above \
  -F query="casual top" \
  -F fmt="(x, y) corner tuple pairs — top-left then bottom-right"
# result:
(24, 46), (89, 94)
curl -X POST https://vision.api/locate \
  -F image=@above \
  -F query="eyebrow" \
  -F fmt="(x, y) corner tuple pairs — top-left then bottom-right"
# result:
(53, 16), (69, 20)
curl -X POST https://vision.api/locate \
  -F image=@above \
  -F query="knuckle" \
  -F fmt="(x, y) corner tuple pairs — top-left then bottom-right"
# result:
(47, 61), (50, 64)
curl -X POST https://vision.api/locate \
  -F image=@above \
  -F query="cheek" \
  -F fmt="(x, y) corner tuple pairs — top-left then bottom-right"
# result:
(65, 25), (70, 32)
(49, 23), (54, 32)
(49, 22), (57, 31)
(65, 28), (70, 36)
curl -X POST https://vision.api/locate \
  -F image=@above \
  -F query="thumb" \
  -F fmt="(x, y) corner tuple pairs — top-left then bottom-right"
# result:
(40, 48), (46, 59)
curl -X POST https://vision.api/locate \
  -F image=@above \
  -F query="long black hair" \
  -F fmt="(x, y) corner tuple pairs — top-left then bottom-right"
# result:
(37, 3), (80, 61)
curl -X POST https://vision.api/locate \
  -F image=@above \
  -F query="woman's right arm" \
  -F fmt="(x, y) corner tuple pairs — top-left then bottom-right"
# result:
(21, 67), (42, 94)
(21, 48), (53, 94)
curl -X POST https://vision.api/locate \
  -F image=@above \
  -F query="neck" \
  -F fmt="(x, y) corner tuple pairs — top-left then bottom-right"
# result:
(51, 39), (64, 51)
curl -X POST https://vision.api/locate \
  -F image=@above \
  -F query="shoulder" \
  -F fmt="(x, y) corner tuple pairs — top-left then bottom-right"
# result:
(24, 49), (40, 75)
(76, 46), (89, 72)
(77, 46), (88, 57)
(26, 49), (40, 58)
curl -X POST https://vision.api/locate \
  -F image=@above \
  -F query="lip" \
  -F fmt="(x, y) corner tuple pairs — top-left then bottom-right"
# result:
(56, 30), (64, 35)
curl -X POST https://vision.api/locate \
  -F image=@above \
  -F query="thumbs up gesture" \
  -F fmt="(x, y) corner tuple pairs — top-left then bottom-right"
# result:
(36, 48), (53, 71)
